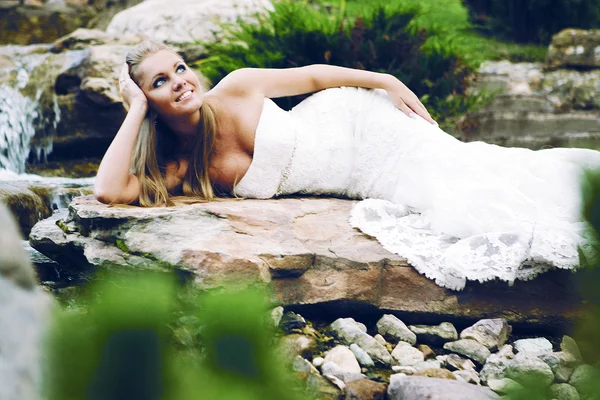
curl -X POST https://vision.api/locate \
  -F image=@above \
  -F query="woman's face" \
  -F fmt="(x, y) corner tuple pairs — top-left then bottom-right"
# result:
(135, 50), (204, 118)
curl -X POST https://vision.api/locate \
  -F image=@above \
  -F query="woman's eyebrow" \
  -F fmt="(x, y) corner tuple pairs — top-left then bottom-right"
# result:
(149, 61), (182, 85)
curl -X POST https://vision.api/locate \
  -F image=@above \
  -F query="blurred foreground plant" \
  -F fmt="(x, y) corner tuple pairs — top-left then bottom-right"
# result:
(45, 272), (307, 400)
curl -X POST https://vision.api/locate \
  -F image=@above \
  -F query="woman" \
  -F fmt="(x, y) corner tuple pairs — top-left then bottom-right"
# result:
(95, 40), (600, 290)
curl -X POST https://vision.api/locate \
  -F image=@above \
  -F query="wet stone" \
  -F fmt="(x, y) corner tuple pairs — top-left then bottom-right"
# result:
(376, 314), (417, 345)
(459, 318), (510, 351)
(513, 337), (553, 355)
(409, 322), (458, 346)
(505, 353), (554, 387)
(549, 383), (580, 400)
(443, 339), (491, 366)
(279, 311), (307, 333)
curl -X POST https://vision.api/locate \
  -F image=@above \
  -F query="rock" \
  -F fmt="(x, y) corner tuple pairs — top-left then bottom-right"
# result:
(270, 306), (283, 327)
(505, 353), (554, 387)
(412, 360), (442, 371)
(487, 378), (524, 394)
(443, 339), (491, 366)
(324, 346), (361, 375)
(278, 334), (315, 361)
(106, 0), (272, 45)
(391, 342), (424, 367)
(279, 311), (306, 333)
(569, 364), (600, 398)
(453, 369), (480, 385)
(538, 351), (580, 383)
(350, 344), (375, 368)
(546, 29), (600, 69)
(321, 361), (365, 384)
(373, 334), (386, 346)
(0, 202), (52, 400)
(331, 318), (392, 367)
(306, 373), (343, 399)
(387, 375), (500, 400)
(409, 322), (458, 346)
(29, 196), (590, 329)
(312, 357), (324, 368)
(479, 345), (514, 384)
(549, 383), (580, 400)
(292, 356), (319, 375)
(513, 338), (553, 355)
(438, 354), (476, 371)
(418, 344), (435, 360)
(392, 366), (417, 374)
(414, 368), (456, 380)
(376, 314), (416, 345)
(344, 379), (387, 400)
(560, 336), (583, 362)
(459, 319), (510, 351)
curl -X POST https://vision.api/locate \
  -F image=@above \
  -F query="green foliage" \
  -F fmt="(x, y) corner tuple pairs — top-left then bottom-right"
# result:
(197, 0), (488, 127)
(465, 0), (600, 45)
(45, 271), (308, 400)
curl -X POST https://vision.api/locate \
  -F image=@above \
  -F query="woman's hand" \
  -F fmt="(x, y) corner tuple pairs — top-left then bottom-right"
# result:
(119, 63), (147, 112)
(385, 78), (437, 125)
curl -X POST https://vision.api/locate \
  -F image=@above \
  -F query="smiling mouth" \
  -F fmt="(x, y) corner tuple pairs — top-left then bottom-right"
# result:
(176, 90), (193, 102)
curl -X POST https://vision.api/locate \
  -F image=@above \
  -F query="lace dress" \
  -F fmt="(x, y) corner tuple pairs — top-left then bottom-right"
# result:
(234, 87), (600, 290)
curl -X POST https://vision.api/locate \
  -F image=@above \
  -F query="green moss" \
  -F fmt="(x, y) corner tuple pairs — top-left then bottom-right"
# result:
(115, 239), (130, 253)
(56, 220), (70, 234)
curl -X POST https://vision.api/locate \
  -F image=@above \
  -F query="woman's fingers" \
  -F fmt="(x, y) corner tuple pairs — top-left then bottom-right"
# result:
(406, 98), (437, 125)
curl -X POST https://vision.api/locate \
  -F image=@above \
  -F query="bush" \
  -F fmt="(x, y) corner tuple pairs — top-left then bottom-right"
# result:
(465, 0), (600, 45)
(196, 0), (489, 128)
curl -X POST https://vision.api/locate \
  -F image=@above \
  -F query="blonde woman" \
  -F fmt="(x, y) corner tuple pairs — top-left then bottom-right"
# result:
(95, 40), (600, 290)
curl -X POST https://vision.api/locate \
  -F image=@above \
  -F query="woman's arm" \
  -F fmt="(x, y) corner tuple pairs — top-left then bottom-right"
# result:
(217, 64), (436, 124)
(94, 64), (144, 204)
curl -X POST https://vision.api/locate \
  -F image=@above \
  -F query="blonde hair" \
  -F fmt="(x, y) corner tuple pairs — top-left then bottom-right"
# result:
(126, 40), (218, 207)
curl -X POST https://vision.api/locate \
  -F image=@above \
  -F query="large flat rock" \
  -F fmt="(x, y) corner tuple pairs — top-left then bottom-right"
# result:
(30, 196), (585, 328)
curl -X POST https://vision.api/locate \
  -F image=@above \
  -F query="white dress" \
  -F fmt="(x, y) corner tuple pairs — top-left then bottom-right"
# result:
(234, 87), (600, 290)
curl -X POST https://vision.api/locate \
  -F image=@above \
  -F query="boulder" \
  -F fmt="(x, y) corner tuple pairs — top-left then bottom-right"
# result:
(408, 322), (458, 346)
(376, 314), (416, 345)
(459, 318), (510, 351)
(387, 375), (499, 400)
(443, 340), (491, 366)
(29, 196), (588, 329)
(106, 0), (272, 46)
(546, 29), (600, 70)
(0, 202), (52, 400)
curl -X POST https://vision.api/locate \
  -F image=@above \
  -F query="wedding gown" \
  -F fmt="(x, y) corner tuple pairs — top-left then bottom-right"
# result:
(234, 87), (600, 290)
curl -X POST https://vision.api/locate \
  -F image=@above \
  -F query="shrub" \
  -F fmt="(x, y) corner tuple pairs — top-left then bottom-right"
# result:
(465, 0), (600, 45)
(196, 0), (489, 128)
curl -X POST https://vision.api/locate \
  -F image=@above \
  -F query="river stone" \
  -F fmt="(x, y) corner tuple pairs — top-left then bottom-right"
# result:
(292, 356), (319, 375)
(374, 334), (386, 346)
(480, 346), (514, 384)
(387, 375), (500, 400)
(560, 335), (583, 362)
(438, 354), (476, 371)
(331, 318), (392, 366)
(324, 345), (361, 374)
(306, 373), (343, 399)
(270, 306), (283, 327)
(453, 369), (480, 385)
(344, 378), (387, 400)
(409, 322), (458, 346)
(279, 311), (306, 333)
(443, 339), (491, 366)
(29, 196), (590, 329)
(414, 368), (455, 380)
(350, 344), (374, 368)
(376, 314), (416, 345)
(312, 357), (324, 368)
(487, 378), (524, 394)
(459, 319), (510, 350)
(418, 344), (435, 360)
(538, 351), (579, 383)
(569, 364), (600, 398)
(505, 353), (554, 387)
(278, 334), (316, 361)
(546, 29), (600, 69)
(391, 342), (424, 366)
(392, 366), (417, 374)
(321, 361), (365, 383)
(549, 383), (580, 400)
(513, 338), (553, 355)
(413, 360), (442, 371)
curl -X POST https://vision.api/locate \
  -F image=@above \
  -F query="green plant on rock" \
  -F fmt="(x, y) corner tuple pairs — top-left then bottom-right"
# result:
(197, 0), (489, 130)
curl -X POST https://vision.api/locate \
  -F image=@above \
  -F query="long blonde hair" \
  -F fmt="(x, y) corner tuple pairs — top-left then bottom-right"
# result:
(126, 40), (218, 207)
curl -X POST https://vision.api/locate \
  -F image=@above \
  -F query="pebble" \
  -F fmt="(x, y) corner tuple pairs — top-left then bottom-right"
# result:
(392, 365), (417, 374)
(443, 339), (491, 366)
(271, 306), (284, 327)
(391, 341), (425, 366)
(373, 334), (387, 346)
(418, 344), (435, 360)
(279, 311), (307, 333)
(376, 314), (417, 345)
(453, 369), (481, 385)
(487, 378), (524, 394)
(560, 335), (583, 362)
(438, 354), (476, 371)
(538, 351), (579, 383)
(312, 356), (324, 368)
(414, 368), (456, 380)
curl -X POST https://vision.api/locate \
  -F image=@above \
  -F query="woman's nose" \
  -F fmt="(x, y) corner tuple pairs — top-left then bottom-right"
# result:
(173, 75), (186, 89)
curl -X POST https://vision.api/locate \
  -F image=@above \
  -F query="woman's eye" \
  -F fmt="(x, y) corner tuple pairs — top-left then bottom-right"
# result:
(154, 77), (166, 88)
(177, 65), (186, 73)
